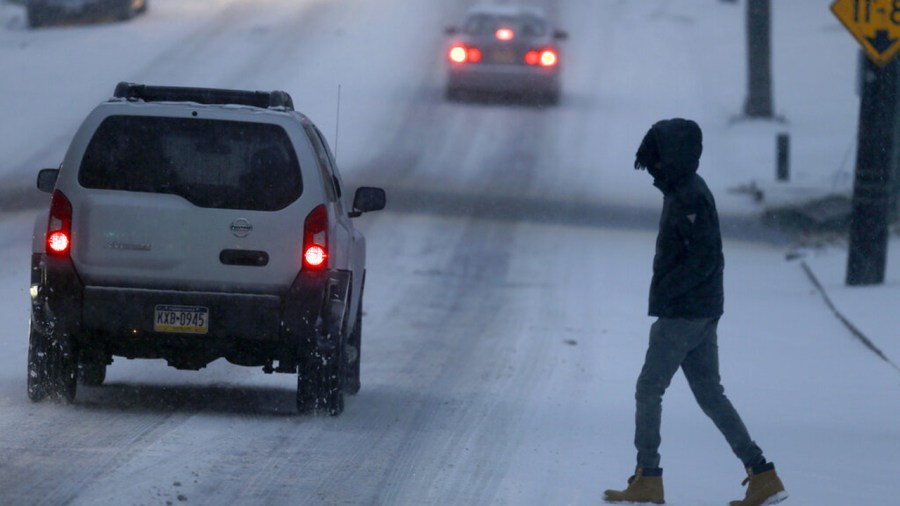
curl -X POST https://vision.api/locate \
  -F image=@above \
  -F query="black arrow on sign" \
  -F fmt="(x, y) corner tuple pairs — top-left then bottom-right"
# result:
(867, 30), (897, 54)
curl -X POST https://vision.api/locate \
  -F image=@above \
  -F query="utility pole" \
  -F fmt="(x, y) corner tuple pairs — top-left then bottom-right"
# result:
(893, 63), (900, 221)
(831, 0), (900, 286)
(744, 0), (774, 118)
(847, 55), (896, 285)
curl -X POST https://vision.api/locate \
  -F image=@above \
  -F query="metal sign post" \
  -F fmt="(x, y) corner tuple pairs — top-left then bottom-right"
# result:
(831, 0), (899, 285)
(847, 56), (896, 285)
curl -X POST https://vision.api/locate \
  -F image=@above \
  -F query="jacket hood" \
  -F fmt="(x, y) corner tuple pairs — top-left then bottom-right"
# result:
(635, 118), (703, 190)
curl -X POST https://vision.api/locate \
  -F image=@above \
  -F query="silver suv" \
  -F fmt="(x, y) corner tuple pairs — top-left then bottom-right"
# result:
(28, 82), (385, 415)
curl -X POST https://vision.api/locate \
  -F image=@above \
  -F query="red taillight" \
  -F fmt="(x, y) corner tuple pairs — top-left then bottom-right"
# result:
(495, 28), (514, 41)
(47, 189), (72, 255)
(525, 49), (558, 67)
(304, 245), (326, 268)
(48, 231), (70, 254)
(540, 49), (558, 67)
(449, 45), (467, 63)
(448, 44), (482, 64)
(302, 204), (328, 269)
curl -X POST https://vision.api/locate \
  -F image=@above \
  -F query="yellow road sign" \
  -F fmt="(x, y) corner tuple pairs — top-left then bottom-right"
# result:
(832, 0), (900, 66)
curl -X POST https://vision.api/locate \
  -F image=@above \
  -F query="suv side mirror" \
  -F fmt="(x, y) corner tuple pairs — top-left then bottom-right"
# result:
(37, 169), (59, 193)
(554, 29), (568, 40)
(445, 26), (459, 35)
(350, 186), (386, 217)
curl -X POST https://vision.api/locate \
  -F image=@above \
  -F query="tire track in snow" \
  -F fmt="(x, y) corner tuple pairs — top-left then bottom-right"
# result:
(348, 61), (562, 502)
(1, 404), (183, 505)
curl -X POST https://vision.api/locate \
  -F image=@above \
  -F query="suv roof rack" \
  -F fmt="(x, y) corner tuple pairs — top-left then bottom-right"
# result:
(113, 82), (294, 110)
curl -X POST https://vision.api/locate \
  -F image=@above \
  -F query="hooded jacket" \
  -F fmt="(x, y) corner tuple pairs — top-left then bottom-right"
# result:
(636, 118), (724, 318)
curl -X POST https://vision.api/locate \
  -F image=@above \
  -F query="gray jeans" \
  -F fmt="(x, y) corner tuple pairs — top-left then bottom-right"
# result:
(635, 317), (764, 469)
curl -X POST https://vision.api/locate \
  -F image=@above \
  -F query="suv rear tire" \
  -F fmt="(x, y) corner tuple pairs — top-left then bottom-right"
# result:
(26, 321), (49, 401)
(296, 335), (345, 416)
(344, 302), (362, 395)
(27, 314), (77, 403)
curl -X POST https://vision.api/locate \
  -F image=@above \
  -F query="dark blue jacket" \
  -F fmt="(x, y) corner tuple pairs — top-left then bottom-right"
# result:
(637, 119), (724, 318)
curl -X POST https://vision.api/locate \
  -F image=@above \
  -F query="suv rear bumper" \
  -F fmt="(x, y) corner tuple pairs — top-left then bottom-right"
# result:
(32, 253), (350, 371)
(83, 287), (284, 341)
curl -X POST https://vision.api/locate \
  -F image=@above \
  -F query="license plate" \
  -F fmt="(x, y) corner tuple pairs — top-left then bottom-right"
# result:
(491, 48), (516, 64)
(154, 304), (209, 334)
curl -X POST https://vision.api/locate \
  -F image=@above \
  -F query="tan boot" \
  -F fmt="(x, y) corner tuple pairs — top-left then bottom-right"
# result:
(730, 463), (788, 506)
(603, 467), (665, 504)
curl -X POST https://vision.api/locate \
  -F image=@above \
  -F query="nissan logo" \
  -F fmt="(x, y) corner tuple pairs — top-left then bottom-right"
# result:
(230, 218), (253, 238)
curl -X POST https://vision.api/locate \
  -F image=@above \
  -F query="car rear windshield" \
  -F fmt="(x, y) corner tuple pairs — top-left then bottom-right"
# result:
(463, 14), (547, 37)
(79, 115), (302, 211)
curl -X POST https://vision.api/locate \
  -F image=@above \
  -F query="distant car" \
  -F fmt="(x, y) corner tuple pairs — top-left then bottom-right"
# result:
(444, 4), (567, 104)
(27, 82), (386, 415)
(26, 0), (148, 28)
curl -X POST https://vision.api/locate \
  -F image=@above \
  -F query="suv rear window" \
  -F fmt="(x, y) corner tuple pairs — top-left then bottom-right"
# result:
(79, 115), (302, 211)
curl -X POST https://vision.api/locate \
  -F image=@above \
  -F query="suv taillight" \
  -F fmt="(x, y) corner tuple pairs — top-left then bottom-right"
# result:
(47, 189), (72, 256)
(303, 204), (328, 269)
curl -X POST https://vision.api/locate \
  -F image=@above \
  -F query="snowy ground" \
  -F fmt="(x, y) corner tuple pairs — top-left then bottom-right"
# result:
(1, 0), (899, 505)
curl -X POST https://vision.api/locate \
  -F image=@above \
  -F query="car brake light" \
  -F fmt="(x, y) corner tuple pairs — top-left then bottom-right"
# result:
(303, 204), (328, 269)
(449, 45), (467, 63)
(495, 28), (514, 41)
(47, 189), (72, 255)
(304, 244), (326, 268)
(449, 45), (482, 64)
(540, 49), (558, 67)
(525, 49), (558, 67)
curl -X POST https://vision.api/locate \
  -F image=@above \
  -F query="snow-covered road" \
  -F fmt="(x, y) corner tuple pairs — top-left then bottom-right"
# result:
(1, 1), (898, 505)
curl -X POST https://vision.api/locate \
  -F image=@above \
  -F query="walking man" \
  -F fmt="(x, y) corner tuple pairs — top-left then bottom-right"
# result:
(603, 119), (787, 506)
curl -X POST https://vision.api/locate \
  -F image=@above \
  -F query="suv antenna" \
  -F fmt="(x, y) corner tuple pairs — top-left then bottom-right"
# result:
(334, 84), (342, 161)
